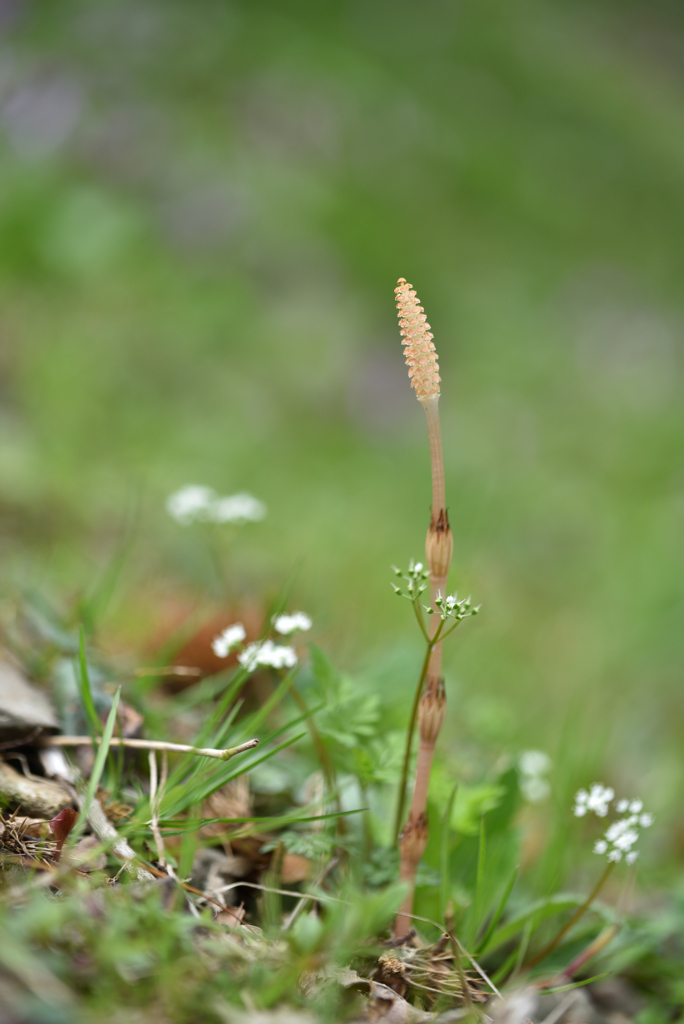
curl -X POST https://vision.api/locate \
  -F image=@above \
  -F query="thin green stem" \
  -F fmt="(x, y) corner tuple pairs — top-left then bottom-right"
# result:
(440, 618), (466, 642)
(394, 618), (445, 841)
(412, 598), (430, 641)
(286, 679), (342, 822)
(524, 861), (615, 971)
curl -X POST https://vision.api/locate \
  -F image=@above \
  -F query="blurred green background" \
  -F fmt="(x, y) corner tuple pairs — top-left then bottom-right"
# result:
(0, 0), (682, 853)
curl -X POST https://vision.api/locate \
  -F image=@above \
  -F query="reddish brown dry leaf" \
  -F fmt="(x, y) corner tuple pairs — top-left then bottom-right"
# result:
(49, 806), (78, 860)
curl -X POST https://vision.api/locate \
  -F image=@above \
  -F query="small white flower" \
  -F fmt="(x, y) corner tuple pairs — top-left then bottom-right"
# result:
(414, 562), (423, 573)
(238, 640), (297, 672)
(589, 795), (652, 864)
(520, 776), (551, 803)
(237, 643), (262, 672)
(273, 612), (312, 635)
(211, 623), (246, 658)
(613, 828), (639, 852)
(574, 789), (589, 816)
(209, 492), (267, 525)
(585, 783), (614, 817)
(166, 485), (216, 525)
(519, 750), (552, 778)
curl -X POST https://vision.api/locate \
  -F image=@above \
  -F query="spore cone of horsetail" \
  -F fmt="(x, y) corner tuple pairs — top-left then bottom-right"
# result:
(395, 277), (441, 399)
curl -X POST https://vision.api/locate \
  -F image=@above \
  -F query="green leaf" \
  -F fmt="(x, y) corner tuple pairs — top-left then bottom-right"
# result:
(451, 783), (505, 836)
(309, 643), (339, 691)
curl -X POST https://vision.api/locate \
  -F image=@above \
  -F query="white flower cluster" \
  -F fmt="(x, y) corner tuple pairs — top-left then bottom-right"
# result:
(574, 783), (614, 818)
(518, 750), (552, 803)
(238, 640), (297, 671)
(211, 623), (247, 658)
(273, 612), (312, 635)
(390, 562), (480, 621)
(166, 485), (267, 526)
(574, 783), (654, 865)
(211, 611), (311, 673)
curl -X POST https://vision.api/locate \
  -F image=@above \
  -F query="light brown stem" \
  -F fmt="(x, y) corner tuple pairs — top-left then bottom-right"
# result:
(41, 736), (259, 762)
(419, 395), (446, 514)
(396, 395), (452, 939)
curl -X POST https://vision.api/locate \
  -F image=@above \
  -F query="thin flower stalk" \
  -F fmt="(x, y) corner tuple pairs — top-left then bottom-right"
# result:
(394, 278), (454, 938)
(524, 861), (615, 971)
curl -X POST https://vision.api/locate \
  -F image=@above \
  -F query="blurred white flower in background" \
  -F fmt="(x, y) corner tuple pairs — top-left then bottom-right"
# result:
(209, 493), (267, 524)
(238, 640), (297, 672)
(518, 749), (552, 803)
(591, 802), (653, 864)
(572, 783), (653, 866)
(211, 623), (247, 658)
(166, 485), (217, 524)
(166, 485), (266, 526)
(273, 612), (312, 635)
(574, 783), (615, 818)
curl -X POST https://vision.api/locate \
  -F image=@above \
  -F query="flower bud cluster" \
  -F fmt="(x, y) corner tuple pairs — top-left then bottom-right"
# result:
(390, 561), (430, 602)
(573, 784), (654, 865)
(430, 591), (480, 622)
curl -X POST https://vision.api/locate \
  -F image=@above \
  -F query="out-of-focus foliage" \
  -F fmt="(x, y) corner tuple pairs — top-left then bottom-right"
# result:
(0, 0), (682, 870)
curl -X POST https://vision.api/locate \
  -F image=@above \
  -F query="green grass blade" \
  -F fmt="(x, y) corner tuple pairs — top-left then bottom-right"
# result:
(72, 686), (121, 840)
(490, 944), (519, 987)
(150, 807), (364, 837)
(475, 864), (519, 955)
(540, 972), (613, 995)
(77, 625), (102, 739)
(470, 813), (486, 947)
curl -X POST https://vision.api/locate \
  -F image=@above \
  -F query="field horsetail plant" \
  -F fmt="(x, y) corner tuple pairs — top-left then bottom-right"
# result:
(393, 278), (479, 938)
